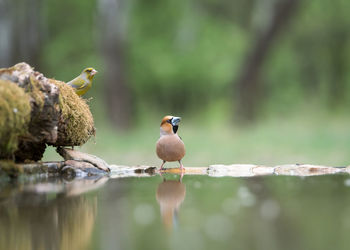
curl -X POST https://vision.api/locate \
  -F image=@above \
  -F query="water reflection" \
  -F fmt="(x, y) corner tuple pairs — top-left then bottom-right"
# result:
(2, 174), (350, 250)
(0, 176), (107, 250)
(156, 175), (186, 231)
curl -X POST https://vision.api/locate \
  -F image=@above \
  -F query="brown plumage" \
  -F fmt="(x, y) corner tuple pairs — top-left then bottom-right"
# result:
(156, 115), (185, 170)
(156, 178), (186, 231)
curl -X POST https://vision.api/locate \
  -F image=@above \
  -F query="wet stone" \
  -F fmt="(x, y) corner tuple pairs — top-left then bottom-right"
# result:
(62, 160), (108, 177)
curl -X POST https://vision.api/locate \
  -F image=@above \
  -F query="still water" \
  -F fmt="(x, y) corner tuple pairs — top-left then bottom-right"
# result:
(1, 174), (350, 250)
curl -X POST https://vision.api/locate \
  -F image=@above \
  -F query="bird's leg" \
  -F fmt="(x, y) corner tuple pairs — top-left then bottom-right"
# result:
(160, 161), (166, 170)
(179, 171), (184, 182)
(179, 160), (185, 171)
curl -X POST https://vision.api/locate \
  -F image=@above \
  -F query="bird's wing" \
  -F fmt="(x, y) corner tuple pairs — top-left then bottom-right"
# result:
(75, 82), (87, 90)
(67, 78), (86, 89)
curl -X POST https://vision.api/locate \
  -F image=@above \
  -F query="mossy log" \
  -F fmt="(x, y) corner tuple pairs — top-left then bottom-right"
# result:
(0, 63), (95, 161)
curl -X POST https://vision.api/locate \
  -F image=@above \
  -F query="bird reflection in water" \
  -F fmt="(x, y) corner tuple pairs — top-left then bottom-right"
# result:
(156, 174), (186, 231)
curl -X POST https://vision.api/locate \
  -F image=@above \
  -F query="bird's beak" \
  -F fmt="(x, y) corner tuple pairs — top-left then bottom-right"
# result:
(171, 117), (181, 126)
(91, 69), (98, 76)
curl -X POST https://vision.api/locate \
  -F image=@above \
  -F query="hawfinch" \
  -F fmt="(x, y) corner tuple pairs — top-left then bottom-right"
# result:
(156, 115), (185, 170)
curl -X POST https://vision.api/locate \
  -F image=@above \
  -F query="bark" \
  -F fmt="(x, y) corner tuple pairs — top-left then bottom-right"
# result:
(234, 0), (300, 122)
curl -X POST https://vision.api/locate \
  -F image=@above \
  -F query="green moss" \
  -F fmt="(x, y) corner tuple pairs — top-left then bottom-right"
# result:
(51, 80), (95, 146)
(0, 80), (31, 158)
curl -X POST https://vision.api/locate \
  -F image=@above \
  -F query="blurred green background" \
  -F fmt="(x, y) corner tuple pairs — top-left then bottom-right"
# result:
(1, 0), (350, 166)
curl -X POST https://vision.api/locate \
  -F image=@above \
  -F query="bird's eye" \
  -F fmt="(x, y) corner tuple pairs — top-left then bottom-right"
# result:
(87, 70), (91, 73)
(166, 119), (172, 124)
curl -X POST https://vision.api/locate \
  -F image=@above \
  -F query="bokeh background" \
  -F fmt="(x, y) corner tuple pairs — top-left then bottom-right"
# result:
(1, 0), (350, 166)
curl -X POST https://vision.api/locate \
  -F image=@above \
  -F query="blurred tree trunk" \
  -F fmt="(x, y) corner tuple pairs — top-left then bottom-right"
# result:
(233, 0), (300, 123)
(98, 0), (133, 129)
(0, 0), (42, 68)
(329, 29), (347, 108)
(327, 1), (349, 109)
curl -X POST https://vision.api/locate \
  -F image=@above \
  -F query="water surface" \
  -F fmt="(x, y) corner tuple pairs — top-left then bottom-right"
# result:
(1, 174), (350, 250)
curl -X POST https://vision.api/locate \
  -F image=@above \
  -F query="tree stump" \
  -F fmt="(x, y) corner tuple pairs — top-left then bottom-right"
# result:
(0, 63), (95, 161)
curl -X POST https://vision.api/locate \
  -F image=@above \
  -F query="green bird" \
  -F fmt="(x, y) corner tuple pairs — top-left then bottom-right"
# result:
(67, 67), (98, 96)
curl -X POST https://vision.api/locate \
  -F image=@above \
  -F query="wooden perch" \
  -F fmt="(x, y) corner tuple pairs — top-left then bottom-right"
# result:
(1, 148), (349, 179)
(109, 163), (349, 178)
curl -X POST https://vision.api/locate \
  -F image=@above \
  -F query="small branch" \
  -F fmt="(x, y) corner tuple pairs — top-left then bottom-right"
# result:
(57, 147), (110, 172)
